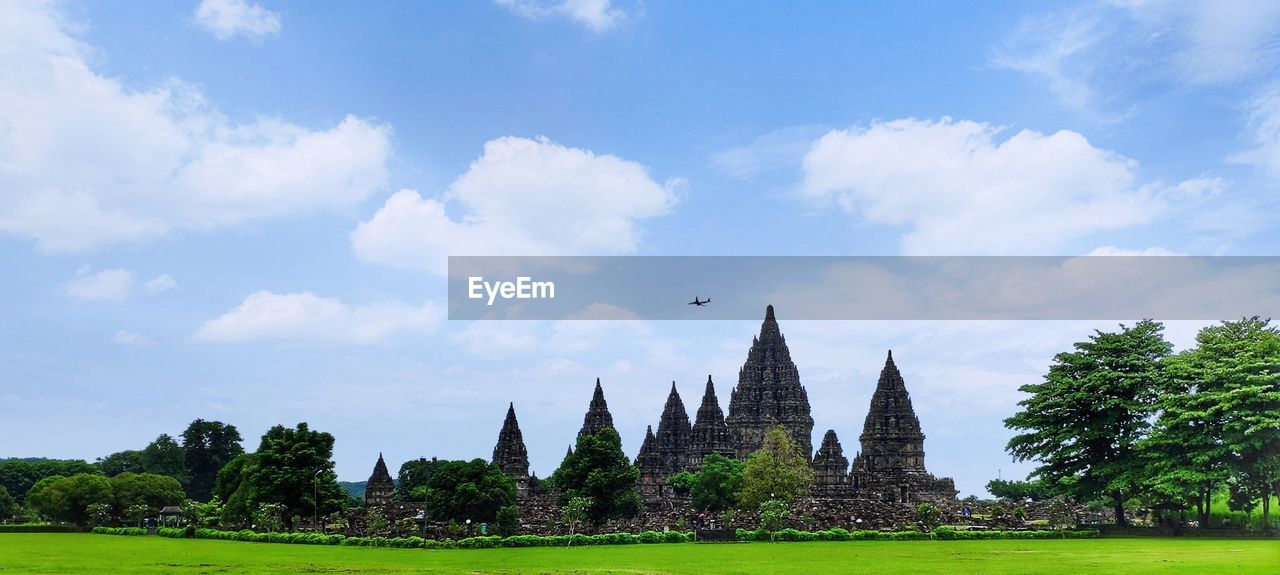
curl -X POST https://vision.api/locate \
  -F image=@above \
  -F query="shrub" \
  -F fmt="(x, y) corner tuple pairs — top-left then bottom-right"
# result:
(91, 526), (146, 536)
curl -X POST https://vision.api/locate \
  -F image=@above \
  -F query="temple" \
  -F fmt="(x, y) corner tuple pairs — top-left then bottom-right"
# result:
(364, 453), (394, 507)
(478, 304), (955, 510)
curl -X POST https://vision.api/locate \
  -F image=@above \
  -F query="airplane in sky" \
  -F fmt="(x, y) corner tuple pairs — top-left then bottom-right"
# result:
(688, 297), (710, 307)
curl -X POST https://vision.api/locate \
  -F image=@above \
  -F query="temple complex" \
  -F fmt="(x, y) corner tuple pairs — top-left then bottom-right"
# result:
(409, 304), (956, 521)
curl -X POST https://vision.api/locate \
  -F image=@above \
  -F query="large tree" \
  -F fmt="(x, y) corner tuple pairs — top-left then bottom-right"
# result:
(0, 458), (99, 502)
(26, 473), (114, 526)
(1147, 317), (1280, 527)
(141, 434), (188, 484)
(690, 453), (744, 512)
(96, 451), (145, 477)
(109, 473), (186, 517)
(1005, 320), (1171, 526)
(423, 459), (515, 523)
(395, 457), (445, 502)
(739, 424), (814, 509)
(550, 427), (641, 527)
(223, 423), (346, 530)
(181, 419), (244, 501)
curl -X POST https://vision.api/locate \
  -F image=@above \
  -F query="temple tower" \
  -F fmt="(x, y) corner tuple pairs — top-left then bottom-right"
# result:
(365, 453), (395, 507)
(852, 351), (956, 502)
(688, 375), (734, 470)
(492, 402), (531, 496)
(634, 425), (663, 497)
(812, 429), (850, 494)
(654, 382), (692, 475)
(578, 378), (615, 440)
(726, 305), (815, 458)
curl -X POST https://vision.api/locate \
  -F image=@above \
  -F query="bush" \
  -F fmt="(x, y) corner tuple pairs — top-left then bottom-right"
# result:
(91, 526), (146, 536)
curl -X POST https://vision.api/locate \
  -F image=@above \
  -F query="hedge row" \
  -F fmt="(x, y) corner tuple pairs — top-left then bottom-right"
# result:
(734, 527), (1099, 542)
(90, 527), (146, 536)
(100, 526), (696, 548)
(0, 524), (84, 533)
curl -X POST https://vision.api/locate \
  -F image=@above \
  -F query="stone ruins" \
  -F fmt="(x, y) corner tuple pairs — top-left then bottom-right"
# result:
(365, 304), (959, 533)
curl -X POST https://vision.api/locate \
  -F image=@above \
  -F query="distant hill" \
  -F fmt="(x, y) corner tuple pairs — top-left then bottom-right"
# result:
(339, 481), (366, 499)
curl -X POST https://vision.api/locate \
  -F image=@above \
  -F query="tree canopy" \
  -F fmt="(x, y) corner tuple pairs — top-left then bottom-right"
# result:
(181, 419), (244, 501)
(690, 453), (744, 512)
(423, 459), (515, 523)
(215, 423), (346, 529)
(739, 425), (813, 509)
(550, 427), (641, 527)
(1004, 320), (1171, 526)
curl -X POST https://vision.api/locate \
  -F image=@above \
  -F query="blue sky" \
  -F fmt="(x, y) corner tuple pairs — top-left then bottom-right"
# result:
(3, 0), (1280, 497)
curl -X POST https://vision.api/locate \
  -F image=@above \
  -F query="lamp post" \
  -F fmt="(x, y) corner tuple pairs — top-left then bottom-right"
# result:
(313, 469), (322, 533)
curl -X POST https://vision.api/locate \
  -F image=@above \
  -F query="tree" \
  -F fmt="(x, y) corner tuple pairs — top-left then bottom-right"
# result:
(1147, 318), (1280, 528)
(423, 459), (515, 524)
(561, 496), (589, 540)
(0, 458), (99, 502)
(916, 502), (942, 532)
(739, 425), (814, 509)
(550, 428), (641, 527)
(26, 473), (114, 526)
(495, 505), (520, 537)
(110, 473), (185, 518)
(667, 471), (696, 496)
(181, 419), (244, 502)
(0, 485), (16, 522)
(96, 451), (145, 477)
(758, 499), (789, 541)
(395, 457), (445, 502)
(986, 478), (1052, 501)
(141, 434), (188, 484)
(690, 454), (743, 512)
(243, 423), (346, 530)
(1005, 320), (1172, 527)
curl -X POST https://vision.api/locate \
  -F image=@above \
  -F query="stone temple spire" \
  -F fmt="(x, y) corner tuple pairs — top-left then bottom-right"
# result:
(812, 429), (850, 489)
(727, 305), (815, 458)
(688, 375), (734, 470)
(492, 403), (530, 478)
(857, 350), (925, 472)
(635, 424), (663, 496)
(578, 377), (616, 440)
(365, 453), (394, 507)
(654, 381), (692, 475)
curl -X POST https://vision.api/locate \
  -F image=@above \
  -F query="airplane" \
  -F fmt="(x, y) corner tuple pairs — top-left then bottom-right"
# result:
(688, 297), (710, 307)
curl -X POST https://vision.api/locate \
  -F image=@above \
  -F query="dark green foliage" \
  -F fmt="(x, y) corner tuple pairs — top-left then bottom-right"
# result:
(95, 451), (145, 477)
(424, 459), (515, 523)
(916, 502), (942, 531)
(223, 423), (346, 530)
(395, 457), (445, 502)
(986, 478), (1053, 501)
(109, 472), (186, 517)
(495, 505), (519, 537)
(0, 524), (83, 533)
(91, 526), (146, 536)
(180, 419), (244, 502)
(550, 428), (641, 526)
(141, 434), (188, 484)
(1005, 320), (1172, 527)
(1145, 318), (1280, 528)
(26, 473), (114, 525)
(690, 454), (744, 512)
(0, 458), (99, 502)
(0, 485), (16, 521)
(667, 471), (695, 495)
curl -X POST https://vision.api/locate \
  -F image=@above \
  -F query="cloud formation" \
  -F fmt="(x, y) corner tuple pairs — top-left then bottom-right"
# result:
(194, 291), (443, 344)
(496, 0), (629, 33)
(195, 0), (282, 41)
(800, 118), (1165, 255)
(0, 1), (390, 251)
(63, 266), (175, 301)
(353, 136), (680, 274)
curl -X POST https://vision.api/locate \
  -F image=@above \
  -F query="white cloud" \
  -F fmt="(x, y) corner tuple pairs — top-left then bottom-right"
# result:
(496, 0), (630, 33)
(353, 136), (679, 274)
(993, 1), (1280, 112)
(195, 0), (282, 41)
(800, 117), (1165, 255)
(194, 291), (443, 344)
(1086, 246), (1184, 256)
(144, 274), (178, 295)
(65, 266), (134, 301)
(1234, 90), (1280, 178)
(0, 1), (390, 251)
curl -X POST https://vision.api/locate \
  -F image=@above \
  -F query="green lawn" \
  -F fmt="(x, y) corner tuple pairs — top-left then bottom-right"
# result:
(0, 534), (1276, 574)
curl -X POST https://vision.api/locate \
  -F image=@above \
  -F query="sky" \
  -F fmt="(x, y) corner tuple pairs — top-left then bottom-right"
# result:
(3, 0), (1280, 497)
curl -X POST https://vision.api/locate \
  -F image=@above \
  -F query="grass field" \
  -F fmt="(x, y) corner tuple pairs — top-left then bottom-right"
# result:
(0, 534), (1276, 574)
